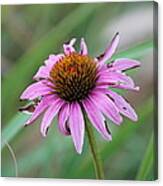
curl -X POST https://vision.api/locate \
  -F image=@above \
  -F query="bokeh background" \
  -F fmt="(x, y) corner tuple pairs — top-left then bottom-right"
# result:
(1, 2), (157, 180)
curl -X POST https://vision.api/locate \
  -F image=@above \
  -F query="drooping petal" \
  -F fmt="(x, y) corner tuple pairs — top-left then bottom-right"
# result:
(82, 98), (112, 140)
(20, 81), (52, 100)
(63, 38), (76, 55)
(80, 38), (88, 55)
(58, 103), (71, 135)
(106, 90), (138, 121)
(25, 95), (57, 125)
(40, 97), (64, 137)
(90, 91), (123, 125)
(108, 58), (140, 72)
(69, 102), (85, 154)
(98, 32), (120, 64)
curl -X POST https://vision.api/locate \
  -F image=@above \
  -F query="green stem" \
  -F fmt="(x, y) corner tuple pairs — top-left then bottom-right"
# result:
(84, 114), (105, 179)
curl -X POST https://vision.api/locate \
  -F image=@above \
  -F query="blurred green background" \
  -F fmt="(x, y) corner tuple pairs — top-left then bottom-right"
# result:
(1, 2), (157, 180)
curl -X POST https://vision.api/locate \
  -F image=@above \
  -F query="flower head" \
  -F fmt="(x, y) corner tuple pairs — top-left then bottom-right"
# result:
(20, 33), (140, 154)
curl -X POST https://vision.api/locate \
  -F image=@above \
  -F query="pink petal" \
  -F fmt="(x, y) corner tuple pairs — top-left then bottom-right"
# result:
(40, 98), (64, 137)
(69, 102), (85, 154)
(106, 90), (138, 121)
(80, 38), (88, 55)
(109, 72), (135, 86)
(33, 54), (64, 80)
(20, 81), (52, 100)
(33, 66), (50, 81)
(82, 98), (112, 140)
(45, 54), (64, 69)
(63, 38), (76, 55)
(90, 91), (123, 125)
(97, 71), (135, 88)
(108, 58), (140, 71)
(108, 72), (139, 91)
(99, 32), (120, 64)
(25, 95), (57, 125)
(58, 103), (71, 136)
(113, 84), (140, 91)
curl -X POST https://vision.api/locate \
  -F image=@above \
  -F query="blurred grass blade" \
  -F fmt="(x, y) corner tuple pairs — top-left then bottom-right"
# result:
(1, 113), (29, 149)
(2, 3), (102, 122)
(112, 40), (153, 60)
(136, 133), (155, 180)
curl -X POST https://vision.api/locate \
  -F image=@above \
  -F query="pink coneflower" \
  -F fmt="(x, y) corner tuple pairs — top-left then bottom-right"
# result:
(20, 33), (140, 154)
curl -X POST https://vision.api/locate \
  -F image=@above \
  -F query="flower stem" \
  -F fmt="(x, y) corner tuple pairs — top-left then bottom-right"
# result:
(84, 114), (105, 179)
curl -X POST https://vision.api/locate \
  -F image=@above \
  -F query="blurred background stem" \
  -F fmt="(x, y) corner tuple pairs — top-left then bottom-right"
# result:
(85, 114), (104, 179)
